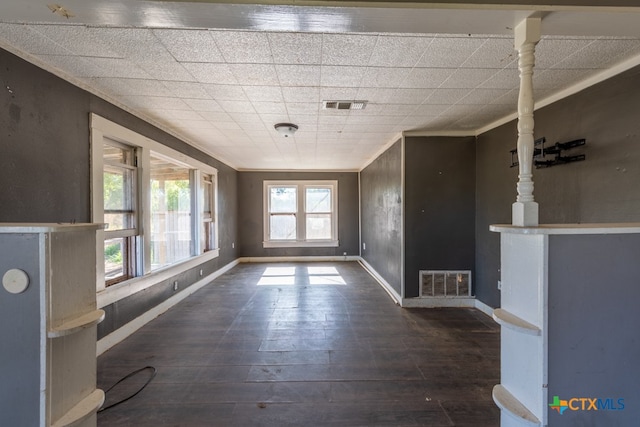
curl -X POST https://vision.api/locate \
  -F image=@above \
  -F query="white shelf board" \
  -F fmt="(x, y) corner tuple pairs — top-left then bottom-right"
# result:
(493, 308), (541, 336)
(50, 388), (105, 427)
(493, 384), (541, 426)
(490, 222), (640, 235)
(48, 310), (105, 338)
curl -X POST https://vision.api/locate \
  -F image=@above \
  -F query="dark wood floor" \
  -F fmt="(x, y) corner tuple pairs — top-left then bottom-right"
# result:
(97, 262), (499, 426)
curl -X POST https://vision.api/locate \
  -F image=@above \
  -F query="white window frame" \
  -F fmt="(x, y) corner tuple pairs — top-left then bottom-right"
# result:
(263, 180), (338, 248)
(91, 114), (219, 303)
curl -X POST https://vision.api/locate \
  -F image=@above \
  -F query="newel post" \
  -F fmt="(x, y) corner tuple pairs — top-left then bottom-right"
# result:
(512, 17), (541, 227)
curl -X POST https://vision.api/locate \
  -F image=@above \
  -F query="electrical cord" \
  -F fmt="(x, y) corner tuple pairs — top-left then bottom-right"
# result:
(98, 366), (157, 413)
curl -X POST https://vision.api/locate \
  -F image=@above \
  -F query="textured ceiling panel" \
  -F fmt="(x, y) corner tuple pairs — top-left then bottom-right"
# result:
(1, 2), (639, 170)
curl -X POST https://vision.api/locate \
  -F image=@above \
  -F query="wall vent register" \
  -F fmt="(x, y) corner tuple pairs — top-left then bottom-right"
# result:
(419, 270), (472, 298)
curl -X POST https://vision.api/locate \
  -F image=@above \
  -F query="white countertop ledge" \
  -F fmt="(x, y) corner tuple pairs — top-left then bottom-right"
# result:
(490, 223), (640, 235)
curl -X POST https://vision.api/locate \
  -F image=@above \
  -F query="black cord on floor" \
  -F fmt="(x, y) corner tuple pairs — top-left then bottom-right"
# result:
(98, 366), (157, 413)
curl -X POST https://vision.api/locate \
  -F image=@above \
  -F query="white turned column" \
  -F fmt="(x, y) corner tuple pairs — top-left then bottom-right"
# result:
(512, 18), (540, 227)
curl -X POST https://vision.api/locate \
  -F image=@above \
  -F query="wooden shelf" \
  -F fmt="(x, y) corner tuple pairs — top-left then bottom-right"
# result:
(48, 310), (105, 338)
(492, 384), (541, 426)
(51, 389), (104, 427)
(493, 308), (541, 336)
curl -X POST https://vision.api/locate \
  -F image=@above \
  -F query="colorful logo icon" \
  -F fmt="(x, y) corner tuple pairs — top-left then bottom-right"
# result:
(549, 396), (569, 414)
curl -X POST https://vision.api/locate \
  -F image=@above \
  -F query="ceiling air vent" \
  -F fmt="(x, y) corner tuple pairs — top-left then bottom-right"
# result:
(323, 100), (367, 110)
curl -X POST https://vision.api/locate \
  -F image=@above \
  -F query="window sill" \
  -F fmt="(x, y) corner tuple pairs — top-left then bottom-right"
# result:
(263, 240), (339, 248)
(97, 249), (219, 308)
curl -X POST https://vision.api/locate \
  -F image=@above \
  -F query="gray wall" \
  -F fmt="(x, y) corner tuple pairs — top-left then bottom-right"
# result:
(237, 171), (359, 257)
(548, 233), (640, 425)
(0, 48), (239, 338)
(360, 140), (403, 295)
(404, 136), (476, 298)
(476, 65), (640, 308)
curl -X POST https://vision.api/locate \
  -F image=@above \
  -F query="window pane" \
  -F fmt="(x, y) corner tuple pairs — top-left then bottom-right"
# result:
(270, 214), (296, 240)
(103, 167), (135, 231)
(306, 187), (331, 213)
(306, 213), (332, 239)
(270, 187), (297, 212)
(104, 237), (127, 282)
(150, 155), (192, 270)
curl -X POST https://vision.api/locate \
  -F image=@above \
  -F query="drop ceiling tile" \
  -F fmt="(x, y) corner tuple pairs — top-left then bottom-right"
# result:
(318, 115), (348, 127)
(228, 112), (263, 124)
(162, 81), (210, 99)
(210, 30), (273, 63)
(535, 37), (597, 69)
(320, 66), (365, 87)
(399, 68), (454, 89)
(214, 121), (242, 130)
(148, 109), (205, 121)
(285, 102), (319, 115)
(552, 39), (640, 69)
(424, 88), (470, 104)
(245, 130), (273, 140)
(216, 99), (256, 113)
(368, 35), (433, 67)
(355, 88), (396, 103)
(230, 64), (279, 85)
(533, 68), (594, 89)
(388, 88), (434, 104)
(204, 84), (248, 100)
(412, 104), (450, 116)
(135, 60), (196, 82)
(239, 121), (268, 131)
(458, 88), (511, 104)
(183, 63), (238, 84)
(362, 103), (417, 116)
(276, 64), (321, 86)
(417, 37), (486, 68)
(286, 115), (317, 125)
(32, 25), (120, 57)
(87, 28), (174, 62)
(183, 98), (224, 112)
(118, 95), (191, 110)
(321, 34), (378, 66)
(176, 127), (225, 141)
(40, 55), (151, 79)
(361, 67), (412, 88)
(220, 128), (251, 140)
(154, 29), (224, 63)
(252, 102), (287, 115)
(346, 115), (401, 125)
(259, 113), (292, 125)
(0, 23), (70, 55)
(243, 86), (284, 103)
(93, 78), (171, 97)
(198, 111), (233, 122)
(440, 68), (500, 89)
(320, 87), (359, 100)
(268, 32), (322, 65)
(172, 120), (219, 130)
(282, 87), (321, 103)
(478, 68), (519, 89)
(460, 37), (516, 69)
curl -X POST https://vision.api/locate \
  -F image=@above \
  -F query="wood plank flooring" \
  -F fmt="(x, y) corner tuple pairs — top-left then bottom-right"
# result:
(97, 262), (499, 426)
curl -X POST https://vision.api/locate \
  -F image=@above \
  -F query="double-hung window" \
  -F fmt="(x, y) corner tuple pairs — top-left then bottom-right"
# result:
(264, 180), (338, 247)
(91, 114), (219, 292)
(103, 139), (139, 286)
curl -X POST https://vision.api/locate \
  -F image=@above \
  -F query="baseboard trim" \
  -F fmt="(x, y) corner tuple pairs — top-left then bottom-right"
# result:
(401, 297), (477, 308)
(239, 255), (360, 263)
(474, 299), (495, 318)
(357, 258), (402, 305)
(97, 258), (239, 356)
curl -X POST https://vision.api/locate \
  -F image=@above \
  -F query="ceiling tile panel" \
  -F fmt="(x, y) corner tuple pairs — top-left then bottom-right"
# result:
(319, 87), (359, 100)
(94, 78), (171, 97)
(198, 111), (233, 122)
(399, 68), (455, 88)
(230, 64), (279, 85)
(320, 66), (365, 87)
(532, 68), (594, 89)
(162, 81), (211, 99)
(87, 28), (174, 62)
(183, 63), (238, 84)
(0, 23), (70, 55)
(154, 29), (224, 63)
(286, 102), (320, 115)
(552, 38), (640, 69)
(252, 101), (288, 114)
(417, 37), (487, 68)
(203, 84), (248, 100)
(243, 86), (284, 103)
(282, 86), (321, 103)
(32, 25), (119, 57)
(276, 64), (321, 86)
(210, 30), (273, 63)
(535, 37), (597, 69)
(440, 68), (501, 89)
(135, 60), (196, 82)
(321, 34), (378, 66)
(118, 96), (191, 111)
(268, 32), (323, 64)
(361, 67), (412, 88)
(183, 98), (223, 112)
(460, 37), (516, 69)
(479, 68), (519, 89)
(458, 88), (512, 104)
(368, 35), (433, 67)
(146, 109), (205, 121)
(216, 99), (256, 113)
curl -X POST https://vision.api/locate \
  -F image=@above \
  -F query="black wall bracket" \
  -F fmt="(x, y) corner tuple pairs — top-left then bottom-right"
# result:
(510, 138), (586, 168)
